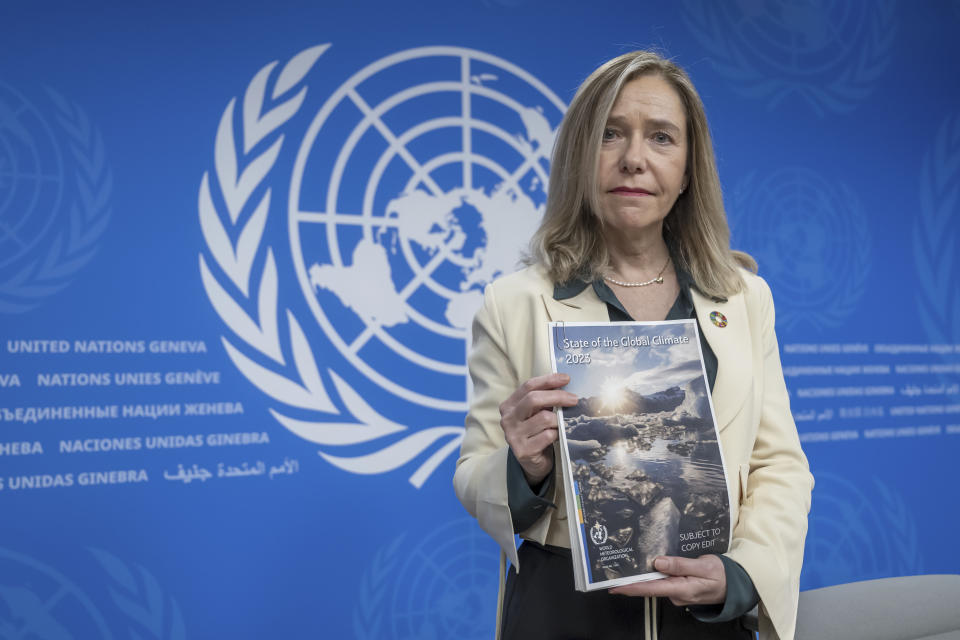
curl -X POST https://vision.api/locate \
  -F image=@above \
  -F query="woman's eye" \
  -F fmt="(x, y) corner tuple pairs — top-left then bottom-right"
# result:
(652, 131), (673, 144)
(602, 128), (618, 141)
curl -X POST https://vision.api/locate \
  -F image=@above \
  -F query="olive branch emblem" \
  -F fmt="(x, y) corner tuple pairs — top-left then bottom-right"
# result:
(90, 548), (187, 640)
(198, 44), (463, 488)
(914, 114), (960, 348)
(353, 536), (405, 640)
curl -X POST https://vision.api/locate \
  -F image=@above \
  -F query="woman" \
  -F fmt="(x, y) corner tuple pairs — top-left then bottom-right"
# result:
(454, 50), (813, 640)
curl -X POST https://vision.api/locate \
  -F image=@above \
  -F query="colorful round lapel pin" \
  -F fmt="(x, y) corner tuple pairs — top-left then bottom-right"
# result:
(709, 311), (728, 328)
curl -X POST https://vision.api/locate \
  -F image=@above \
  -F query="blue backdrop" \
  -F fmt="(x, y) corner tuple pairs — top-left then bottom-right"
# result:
(1, 1), (958, 638)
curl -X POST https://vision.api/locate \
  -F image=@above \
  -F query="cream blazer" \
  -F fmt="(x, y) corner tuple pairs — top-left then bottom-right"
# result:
(454, 265), (814, 640)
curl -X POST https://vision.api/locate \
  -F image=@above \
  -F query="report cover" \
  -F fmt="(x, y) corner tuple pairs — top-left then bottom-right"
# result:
(549, 319), (732, 591)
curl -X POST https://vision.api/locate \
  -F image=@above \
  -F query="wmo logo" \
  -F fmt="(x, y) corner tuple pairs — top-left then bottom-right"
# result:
(199, 45), (564, 486)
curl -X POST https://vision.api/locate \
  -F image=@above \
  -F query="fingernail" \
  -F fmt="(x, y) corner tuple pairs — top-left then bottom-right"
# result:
(654, 557), (666, 571)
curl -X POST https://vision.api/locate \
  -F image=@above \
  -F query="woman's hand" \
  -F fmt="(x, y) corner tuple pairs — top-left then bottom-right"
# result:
(608, 555), (727, 606)
(499, 373), (578, 485)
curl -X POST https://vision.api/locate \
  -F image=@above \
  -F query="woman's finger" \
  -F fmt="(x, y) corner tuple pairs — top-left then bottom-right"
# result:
(609, 575), (716, 606)
(512, 389), (578, 420)
(498, 373), (574, 484)
(514, 423), (558, 457)
(653, 555), (722, 580)
(608, 555), (726, 605)
(609, 576), (688, 599)
(500, 373), (571, 415)
(505, 414), (558, 455)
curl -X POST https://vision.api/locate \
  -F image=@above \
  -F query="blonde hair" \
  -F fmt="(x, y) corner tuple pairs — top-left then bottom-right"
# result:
(526, 50), (755, 298)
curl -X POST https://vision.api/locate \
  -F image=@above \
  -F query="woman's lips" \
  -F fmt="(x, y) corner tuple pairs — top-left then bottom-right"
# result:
(610, 187), (653, 196)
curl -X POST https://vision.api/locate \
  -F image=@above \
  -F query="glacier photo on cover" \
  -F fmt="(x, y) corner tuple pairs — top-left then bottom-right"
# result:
(552, 320), (731, 585)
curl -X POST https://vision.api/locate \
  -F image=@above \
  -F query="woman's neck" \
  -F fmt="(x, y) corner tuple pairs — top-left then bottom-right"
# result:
(602, 225), (671, 281)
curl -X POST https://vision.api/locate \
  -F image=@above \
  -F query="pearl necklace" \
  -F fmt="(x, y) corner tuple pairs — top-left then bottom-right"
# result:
(604, 256), (671, 287)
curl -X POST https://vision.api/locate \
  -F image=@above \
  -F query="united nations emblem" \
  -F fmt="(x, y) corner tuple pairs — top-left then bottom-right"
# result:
(0, 547), (111, 639)
(0, 85), (111, 313)
(198, 45), (564, 486)
(0, 546), (187, 639)
(682, 0), (896, 115)
(354, 519), (499, 640)
(730, 167), (870, 331)
(801, 473), (921, 589)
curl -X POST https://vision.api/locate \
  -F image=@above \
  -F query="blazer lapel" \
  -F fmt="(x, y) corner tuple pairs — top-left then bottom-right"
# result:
(540, 286), (609, 323)
(691, 288), (752, 432)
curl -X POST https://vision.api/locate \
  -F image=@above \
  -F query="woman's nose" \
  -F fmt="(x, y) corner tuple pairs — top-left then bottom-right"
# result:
(619, 136), (647, 173)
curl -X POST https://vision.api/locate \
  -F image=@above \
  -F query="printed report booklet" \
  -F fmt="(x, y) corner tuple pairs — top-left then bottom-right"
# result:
(549, 319), (732, 591)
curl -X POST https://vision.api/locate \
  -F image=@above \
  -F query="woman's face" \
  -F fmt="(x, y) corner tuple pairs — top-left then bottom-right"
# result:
(594, 74), (688, 241)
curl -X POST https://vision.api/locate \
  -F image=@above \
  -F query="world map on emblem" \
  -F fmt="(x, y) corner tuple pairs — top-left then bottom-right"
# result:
(289, 47), (566, 411)
(308, 184), (540, 331)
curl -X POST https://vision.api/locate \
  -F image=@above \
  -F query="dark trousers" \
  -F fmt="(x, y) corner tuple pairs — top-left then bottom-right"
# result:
(501, 542), (754, 640)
